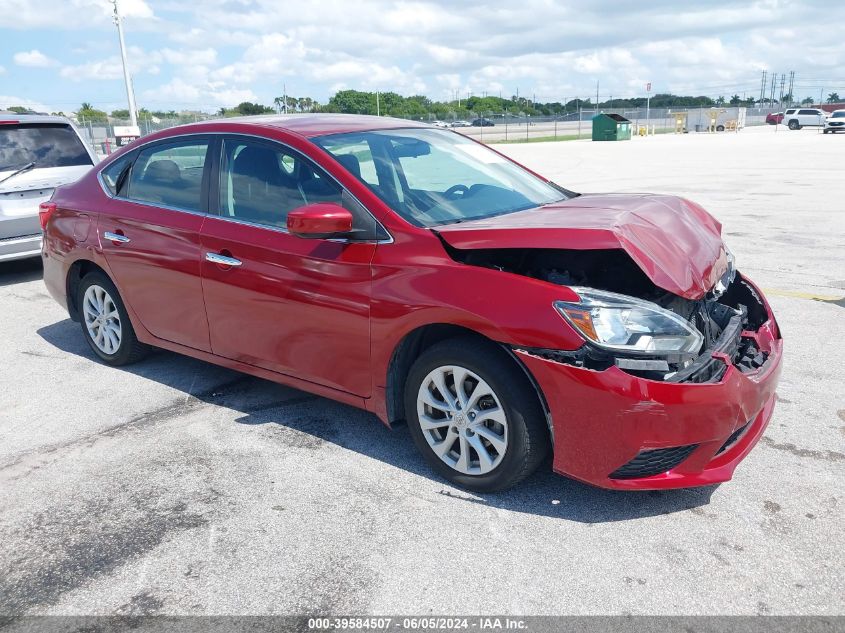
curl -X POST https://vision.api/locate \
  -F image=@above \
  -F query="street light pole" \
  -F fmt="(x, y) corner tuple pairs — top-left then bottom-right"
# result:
(112, 0), (138, 128)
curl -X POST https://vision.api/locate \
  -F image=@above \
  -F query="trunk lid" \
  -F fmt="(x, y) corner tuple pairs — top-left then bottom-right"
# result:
(434, 193), (728, 300)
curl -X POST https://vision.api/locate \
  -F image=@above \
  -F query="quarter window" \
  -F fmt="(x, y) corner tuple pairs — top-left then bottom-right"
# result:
(100, 152), (134, 196)
(127, 140), (209, 212)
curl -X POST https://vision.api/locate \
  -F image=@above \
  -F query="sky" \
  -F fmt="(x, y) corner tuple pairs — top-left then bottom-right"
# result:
(1, 0), (843, 114)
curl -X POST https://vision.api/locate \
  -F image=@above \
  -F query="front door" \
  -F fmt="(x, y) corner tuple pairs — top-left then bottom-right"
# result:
(99, 137), (212, 351)
(199, 136), (376, 396)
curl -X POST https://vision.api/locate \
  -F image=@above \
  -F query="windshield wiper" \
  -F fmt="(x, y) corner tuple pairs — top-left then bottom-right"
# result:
(0, 162), (36, 186)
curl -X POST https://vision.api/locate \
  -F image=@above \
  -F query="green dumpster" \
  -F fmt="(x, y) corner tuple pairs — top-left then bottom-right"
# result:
(591, 113), (632, 141)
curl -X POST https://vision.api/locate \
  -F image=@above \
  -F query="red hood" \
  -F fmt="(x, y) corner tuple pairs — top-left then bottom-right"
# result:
(435, 194), (728, 300)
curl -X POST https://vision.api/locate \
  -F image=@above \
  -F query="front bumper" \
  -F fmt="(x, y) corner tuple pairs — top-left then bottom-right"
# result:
(517, 284), (783, 490)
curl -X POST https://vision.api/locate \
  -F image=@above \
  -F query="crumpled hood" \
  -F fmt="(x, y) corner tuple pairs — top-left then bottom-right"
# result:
(434, 193), (728, 300)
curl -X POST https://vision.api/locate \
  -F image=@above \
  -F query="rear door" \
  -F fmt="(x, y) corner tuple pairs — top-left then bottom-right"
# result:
(98, 136), (213, 351)
(199, 135), (377, 396)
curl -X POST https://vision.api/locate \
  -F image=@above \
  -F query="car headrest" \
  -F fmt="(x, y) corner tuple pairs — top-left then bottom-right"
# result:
(335, 154), (362, 180)
(232, 145), (284, 185)
(143, 159), (181, 184)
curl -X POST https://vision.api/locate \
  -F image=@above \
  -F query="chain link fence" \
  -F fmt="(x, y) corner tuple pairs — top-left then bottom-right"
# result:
(75, 107), (783, 156)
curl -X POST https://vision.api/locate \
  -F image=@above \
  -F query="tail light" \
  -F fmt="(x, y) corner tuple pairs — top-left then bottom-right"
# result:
(39, 202), (57, 230)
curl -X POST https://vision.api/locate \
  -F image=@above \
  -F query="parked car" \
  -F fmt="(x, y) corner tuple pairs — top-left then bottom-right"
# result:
(471, 118), (495, 127)
(1, 114), (97, 262)
(765, 112), (784, 125)
(450, 120), (471, 127)
(823, 109), (845, 133)
(41, 115), (782, 492)
(431, 120), (449, 128)
(782, 108), (827, 130)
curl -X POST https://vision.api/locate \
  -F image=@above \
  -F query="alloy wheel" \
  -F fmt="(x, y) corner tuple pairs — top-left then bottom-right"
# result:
(416, 364), (508, 475)
(82, 284), (122, 355)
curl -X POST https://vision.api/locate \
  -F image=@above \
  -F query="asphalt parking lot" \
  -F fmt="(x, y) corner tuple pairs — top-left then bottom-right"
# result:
(0, 125), (843, 616)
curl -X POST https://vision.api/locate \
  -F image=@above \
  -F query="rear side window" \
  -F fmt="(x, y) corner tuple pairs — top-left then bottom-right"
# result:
(127, 140), (209, 212)
(100, 152), (134, 196)
(798, 109), (820, 115)
(0, 123), (92, 171)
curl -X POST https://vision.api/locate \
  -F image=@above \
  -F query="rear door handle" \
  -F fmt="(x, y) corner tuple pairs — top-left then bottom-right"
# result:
(205, 252), (242, 267)
(103, 231), (130, 244)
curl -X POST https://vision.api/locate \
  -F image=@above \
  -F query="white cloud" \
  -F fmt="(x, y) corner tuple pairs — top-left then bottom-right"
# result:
(0, 66), (5, 75)
(0, 0), (154, 29)
(13, 50), (58, 68)
(0, 95), (54, 113)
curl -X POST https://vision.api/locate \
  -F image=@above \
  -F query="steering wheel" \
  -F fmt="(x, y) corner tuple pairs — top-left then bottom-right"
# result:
(443, 184), (470, 200)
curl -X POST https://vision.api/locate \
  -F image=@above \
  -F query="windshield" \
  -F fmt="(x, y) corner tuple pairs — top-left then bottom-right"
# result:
(0, 123), (92, 171)
(314, 128), (569, 227)
(832, 112), (845, 118)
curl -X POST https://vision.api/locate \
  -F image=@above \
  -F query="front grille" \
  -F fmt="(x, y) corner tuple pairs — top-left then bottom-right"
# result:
(716, 421), (751, 455)
(610, 444), (699, 479)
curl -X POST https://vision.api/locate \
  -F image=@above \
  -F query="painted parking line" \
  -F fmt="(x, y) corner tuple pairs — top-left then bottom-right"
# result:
(763, 288), (845, 303)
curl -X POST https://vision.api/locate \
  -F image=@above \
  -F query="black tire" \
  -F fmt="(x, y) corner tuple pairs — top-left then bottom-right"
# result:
(77, 271), (149, 366)
(716, 125), (725, 132)
(788, 120), (800, 130)
(823, 129), (829, 134)
(404, 337), (549, 492)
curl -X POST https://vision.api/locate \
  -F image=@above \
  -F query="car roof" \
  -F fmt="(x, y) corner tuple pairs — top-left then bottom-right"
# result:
(188, 113), (430, 138)
(0, 113), (78, 125)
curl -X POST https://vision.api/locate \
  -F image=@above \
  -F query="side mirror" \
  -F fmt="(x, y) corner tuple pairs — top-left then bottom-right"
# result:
(287, 203), (353, 239)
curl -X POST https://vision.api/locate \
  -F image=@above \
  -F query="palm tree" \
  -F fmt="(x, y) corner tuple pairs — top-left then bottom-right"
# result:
(801, 97), (815, 105)
(729, 94), (741, 106)
(827, 92), (840, 104)
(80, 102), (92, 111)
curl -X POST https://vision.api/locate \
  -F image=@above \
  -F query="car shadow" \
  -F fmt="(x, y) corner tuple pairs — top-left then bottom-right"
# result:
(37, 318), (718, 524)
(0, 258), (43, 287)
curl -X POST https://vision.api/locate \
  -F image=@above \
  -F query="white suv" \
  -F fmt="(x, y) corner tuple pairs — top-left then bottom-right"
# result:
(823, 109), (845, 134)
(0, 114), (98, 261)
(782, 108), (827, 130)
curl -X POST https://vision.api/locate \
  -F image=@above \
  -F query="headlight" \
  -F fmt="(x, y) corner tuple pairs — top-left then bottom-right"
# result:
(555, 288), (703, 357)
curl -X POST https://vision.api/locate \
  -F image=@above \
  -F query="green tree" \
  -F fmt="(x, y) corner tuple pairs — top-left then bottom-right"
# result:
(77, 103), (108, 123)
(7, 105), (31, 114)
(235, 102), (274, 115)
(729, 94), (741, 106)
(110, 109), (130, 119)
(827, 92), (840, 103)
(801, 97), (815, 105)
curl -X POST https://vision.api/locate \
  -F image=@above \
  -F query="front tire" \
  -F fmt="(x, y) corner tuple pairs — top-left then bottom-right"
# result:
(788, 120), (800, 130)
(78, 272), (149, 366)
(404, 337), (549, 492)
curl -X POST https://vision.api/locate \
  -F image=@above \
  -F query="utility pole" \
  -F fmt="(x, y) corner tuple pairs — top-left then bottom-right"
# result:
(376, 91), (380, 116)
(283, 83), (287, 113)
(779, 73), (786, 107)
(111, 0), (138, 128)
(596, 80), (600, 109)
(787, 71), (795, 106)
(769, 74), (777, 106)
(759, 70), (767, 107)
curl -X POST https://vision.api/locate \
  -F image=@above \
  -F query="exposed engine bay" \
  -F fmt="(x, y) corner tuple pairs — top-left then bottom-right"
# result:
(445, 246), (772, 383)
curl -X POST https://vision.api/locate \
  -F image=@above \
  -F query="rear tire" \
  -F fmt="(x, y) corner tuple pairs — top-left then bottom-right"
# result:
(77, 272), (149, 366)
(788, 120), (800, 130)
(404, 337), (549, 492)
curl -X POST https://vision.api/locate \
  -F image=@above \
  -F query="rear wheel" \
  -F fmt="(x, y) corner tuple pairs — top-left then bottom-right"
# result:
(78, 272), (149, 366)
(788, 120), (800, 130)
(404, 337), (549, 492)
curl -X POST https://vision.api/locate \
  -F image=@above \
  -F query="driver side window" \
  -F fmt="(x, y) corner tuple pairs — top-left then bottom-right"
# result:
(219, 139), (351, 230)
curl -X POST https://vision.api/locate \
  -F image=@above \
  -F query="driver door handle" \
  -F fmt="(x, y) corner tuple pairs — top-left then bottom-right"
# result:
(103, 231), (130, 244)
(205, 252), (242, 267)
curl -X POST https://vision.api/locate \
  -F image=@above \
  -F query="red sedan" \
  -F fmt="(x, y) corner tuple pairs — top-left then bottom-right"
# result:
(40, 115), (782, 492)
(766, 112), (784, 125)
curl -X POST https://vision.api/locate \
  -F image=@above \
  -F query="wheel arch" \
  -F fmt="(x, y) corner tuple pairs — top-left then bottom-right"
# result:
(384, 323), (553, 442)
(66, 259), (110, 321)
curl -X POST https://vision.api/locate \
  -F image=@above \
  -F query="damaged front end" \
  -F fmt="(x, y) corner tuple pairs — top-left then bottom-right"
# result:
(448, 246), (774, 383)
